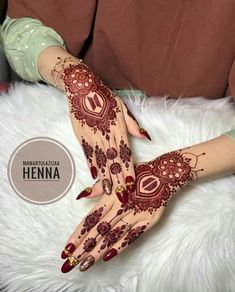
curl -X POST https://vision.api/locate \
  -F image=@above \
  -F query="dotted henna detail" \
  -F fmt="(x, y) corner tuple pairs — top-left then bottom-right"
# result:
(106, 147), (118, 160)
(110, 162), (122, 175)
(81, 207), (104, 235)
(119, 138), (132, 170)
(60, 61), (121, 138)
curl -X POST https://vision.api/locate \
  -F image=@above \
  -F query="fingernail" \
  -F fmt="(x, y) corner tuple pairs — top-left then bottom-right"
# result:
(61, 256), (79, 273)
(115, 186), (128, 204)
(102, 178), (112, 195)
(125, 176), (135, 193)
(103, 248), (118, 262)
(79, 255), (95, 272)
(76, 187), (92, 200)
(90, 166), (97, 179)
(61, 243), (76, 259)
(139, 128), (152, 141)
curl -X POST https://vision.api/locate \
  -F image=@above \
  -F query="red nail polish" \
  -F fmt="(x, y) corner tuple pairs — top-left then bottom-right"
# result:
(90, 166), (97, 179)
(76, 187), (92, 200)
(140, 128), (152, 141)
(61, 257), (78, 273)
(61, 243), (76, 259)
(116, 189), (128, 204)
(103, 248), (118, 262)
(125, 176), (135, 193)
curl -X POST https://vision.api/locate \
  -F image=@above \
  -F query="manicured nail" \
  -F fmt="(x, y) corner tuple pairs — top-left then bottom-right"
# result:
(102, 178), (112, 195)
(103, 248), (118, 262)
(125, 176), (135, 193)
(115, 186), (128, 204)
(61, 243), (76, 259)
(139, 128), (152, 141)
(76, 187), (92, 200)
(90, 166), (97, 179)
(79, 255), (95, 272)
(61, 256), (79, 273)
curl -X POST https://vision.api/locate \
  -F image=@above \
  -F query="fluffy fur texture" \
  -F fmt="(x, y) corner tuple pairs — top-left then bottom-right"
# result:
(0, 83), (235, 292)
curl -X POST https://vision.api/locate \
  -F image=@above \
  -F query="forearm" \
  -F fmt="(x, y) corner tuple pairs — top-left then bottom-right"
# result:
(180, 133), (235, 181)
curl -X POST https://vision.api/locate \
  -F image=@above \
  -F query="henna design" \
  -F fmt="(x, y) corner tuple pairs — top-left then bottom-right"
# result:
(97, 221), (112, 236)
(81, 207), (104, 235)
(52, 57), (121, 139)
(120, 225), (147, 248)
(100, 225), (126, 250)
(106, 147), (118, 160)
(95, 144), (107, 173)
(81, 138), (93, 164)
(119, 138), (132, 170)
(83, 237), (97, 253)
(110, 162), (122, 175)
(124, 102), (140, 126)
(126, 150), (205, 214)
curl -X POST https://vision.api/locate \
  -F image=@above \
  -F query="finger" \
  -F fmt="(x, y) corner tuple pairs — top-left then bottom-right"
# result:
(76, 179), (101, 200)
(121, 101), (152, 141)
(102, 219), (151, 262)
(80, 135), (98, 179)
(115, 127), (136, 194)
(60, 197), (112, 261)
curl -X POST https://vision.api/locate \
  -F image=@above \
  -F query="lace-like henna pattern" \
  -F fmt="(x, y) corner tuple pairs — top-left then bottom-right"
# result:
(81, 207), (104, 235)
(126, 150), (205, 214)
(95, 144), (107, 173)
(120, 225), (147, 248)
(119, 138), (132, 170)
(100, 225), (126, 250)
(52, 57), (121, 139)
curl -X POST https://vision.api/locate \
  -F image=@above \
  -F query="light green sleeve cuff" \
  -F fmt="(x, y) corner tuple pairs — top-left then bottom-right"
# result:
(224, 129), (235, 141)
(1, 16), (66, 82)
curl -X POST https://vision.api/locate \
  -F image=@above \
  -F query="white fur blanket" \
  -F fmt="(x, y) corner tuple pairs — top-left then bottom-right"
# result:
(0, 83), (235, 292)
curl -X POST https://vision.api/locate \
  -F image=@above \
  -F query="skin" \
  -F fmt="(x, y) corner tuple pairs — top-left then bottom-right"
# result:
(37, 46), (150, 199)
(60, 134), (235, 272)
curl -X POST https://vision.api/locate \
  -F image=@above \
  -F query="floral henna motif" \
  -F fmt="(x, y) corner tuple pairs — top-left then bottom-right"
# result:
(119, 138), (132, 170)
(81, 137), (93, 164)
(100, 225), (126, 250)
(52, 57), (121, 139)
(81, 207), (104, 235)
(106, 147), (118, 160)
(120, 225), (147, 248)
(83, 237), (97, 252)
(97, 221), (112, 236)
(95, 145), (107, 173)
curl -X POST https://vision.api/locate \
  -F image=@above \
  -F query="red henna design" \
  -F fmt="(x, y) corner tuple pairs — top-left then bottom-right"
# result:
(110, 162), (122, 175)
(80, 207), (104, 235)
(106, 147), (118, 160)
(120, 225), (147, 248)
(59, 61), (121, 138)
(81, 138), (93, 164)
(119, 138), (132, 169)
(100, 225), (126, 250)
(83, 237), (97, 252)
(95, 144), (107, 173)
(97, 221), (112, 236)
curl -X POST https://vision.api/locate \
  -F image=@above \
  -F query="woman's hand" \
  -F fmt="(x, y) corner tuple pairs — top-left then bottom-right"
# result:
(51, 57), (150, 201)
(60, 148), (204, 273)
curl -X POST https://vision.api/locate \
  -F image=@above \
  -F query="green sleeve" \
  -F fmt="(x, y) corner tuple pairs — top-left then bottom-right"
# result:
(224, 129), (235, 141)
(1, 16), (66, 82)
